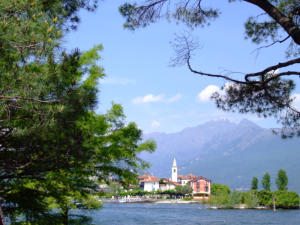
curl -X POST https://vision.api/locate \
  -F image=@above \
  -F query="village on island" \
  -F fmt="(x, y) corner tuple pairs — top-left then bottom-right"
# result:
(102, 158), (300, 210)
(102, 158), (211, 203)
(138, 158), (211, 199)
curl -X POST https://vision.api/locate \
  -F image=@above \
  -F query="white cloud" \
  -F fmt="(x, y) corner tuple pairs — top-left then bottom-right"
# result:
(151, 120), (160, 127)
(167, 94), (182, 103)
(291, 93), (300, 110)
(101, 77), (136, 85)
(197, 85), (220, 102)
(132, 93), (182, 104)
(132, 94), (164, 104)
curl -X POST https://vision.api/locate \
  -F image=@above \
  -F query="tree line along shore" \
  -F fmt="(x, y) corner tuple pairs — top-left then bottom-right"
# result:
(101, 169), (300, 210)
(101, 184), (299, 209)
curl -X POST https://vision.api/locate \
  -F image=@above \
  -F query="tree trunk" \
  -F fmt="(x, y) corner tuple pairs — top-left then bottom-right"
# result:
(0, 202), (6, 225)
(62, 208), (69, 225)
(245, 0), (300, 45)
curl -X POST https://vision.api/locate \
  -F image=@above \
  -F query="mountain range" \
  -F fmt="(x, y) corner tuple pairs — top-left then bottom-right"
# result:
(141, 119), (300, 192)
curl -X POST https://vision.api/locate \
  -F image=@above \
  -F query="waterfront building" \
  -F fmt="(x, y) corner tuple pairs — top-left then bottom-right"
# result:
(159, 178), (180, 191)
(178, 174), (196, 185)
(189, 176), (211, 199)
(139, 158), (211, 197)
(169, 158), (211, 197)
(138, 174), (160, 191)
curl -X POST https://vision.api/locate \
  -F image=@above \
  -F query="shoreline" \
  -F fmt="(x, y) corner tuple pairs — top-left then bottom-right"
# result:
(102, 199), (300, 210)
(103, 199), (202, 204)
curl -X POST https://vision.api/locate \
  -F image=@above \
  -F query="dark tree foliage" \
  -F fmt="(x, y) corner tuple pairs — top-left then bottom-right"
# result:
(251, 177), (258, 190)
(276, 169), (288, 190)
(0, 0), (155, 224)
(262, 173), (271, 191)
(119, 0), (300, 136)
(41, 0), (99, 30)
(255, 190), (273, 207)
(274, 190), (299, 209)
(247, 190), (299, 209)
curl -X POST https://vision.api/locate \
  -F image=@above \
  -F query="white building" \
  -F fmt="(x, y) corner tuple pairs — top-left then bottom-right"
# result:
(178, 174), (196, 185)
(159, 179), (180, 191)
(138, 175), (160, 192)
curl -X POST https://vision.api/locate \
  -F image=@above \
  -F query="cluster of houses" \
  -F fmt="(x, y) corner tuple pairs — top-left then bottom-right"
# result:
(138, 158), (211, 198)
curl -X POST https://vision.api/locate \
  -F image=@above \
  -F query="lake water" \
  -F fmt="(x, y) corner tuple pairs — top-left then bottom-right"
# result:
(85, 203), (300, 225)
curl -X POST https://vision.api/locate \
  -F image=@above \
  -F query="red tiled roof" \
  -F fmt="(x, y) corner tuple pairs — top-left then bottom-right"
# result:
(178, 174), (196, 180)
(190, 176), (211, 182)
(169, 181), (181, 186)
(183, 174), (196, 180)
(138, 174), (160, 183)
(160, 179), (180, 186)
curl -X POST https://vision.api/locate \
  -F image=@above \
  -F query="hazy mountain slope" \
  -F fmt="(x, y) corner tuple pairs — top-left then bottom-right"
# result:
(142, 119), (300, 192)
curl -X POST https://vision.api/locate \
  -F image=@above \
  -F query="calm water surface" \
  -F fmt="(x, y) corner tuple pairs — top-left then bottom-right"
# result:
(85, 203), (300, 225)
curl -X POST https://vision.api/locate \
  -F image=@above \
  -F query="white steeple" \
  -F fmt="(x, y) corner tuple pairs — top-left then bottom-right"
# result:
(171, 157), (178, 182)
(172, 158), (177, 167)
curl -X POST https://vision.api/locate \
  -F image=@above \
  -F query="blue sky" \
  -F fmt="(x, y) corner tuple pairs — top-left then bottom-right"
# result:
(64, 0), (300, 133)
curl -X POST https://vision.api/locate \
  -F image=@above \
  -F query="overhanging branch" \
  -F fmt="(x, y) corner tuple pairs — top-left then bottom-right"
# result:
(245, 57), (300, 81)
(0, 96), (60, 104)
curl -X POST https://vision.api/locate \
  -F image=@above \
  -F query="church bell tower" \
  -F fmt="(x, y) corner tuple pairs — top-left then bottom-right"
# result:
(171, 157), (178, 182)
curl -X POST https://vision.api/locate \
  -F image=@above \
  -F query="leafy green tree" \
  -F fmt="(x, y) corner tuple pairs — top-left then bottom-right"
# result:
(163, 189), (176, 198)
(256, 190), (273, 207)
(251, 177), (258, 190)
(120, 0), (300, 135)
(227, 191), (242, 208)
(211, 184), (231, 195)
(262, 173), (271, 191)
(244, 191), (259, 208)
(109, 183), (123, 197)
(210, 190), (230, 208)
(175, 184), (193, 196)
(276, 169), (288, 190)
(209, 184), (231, 207)
(0, 1), (155, 224)
(274, 191), (300, 209)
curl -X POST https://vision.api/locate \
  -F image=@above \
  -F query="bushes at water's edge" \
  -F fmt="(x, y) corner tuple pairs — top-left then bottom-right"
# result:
(255, 190), (299, 209)
(275, 191), (300, 209)
(209, 189), (299, 209)
(255, 190), (273, 207)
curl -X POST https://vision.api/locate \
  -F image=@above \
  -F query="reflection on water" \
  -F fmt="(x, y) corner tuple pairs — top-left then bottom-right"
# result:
(82, 203), (300, 225)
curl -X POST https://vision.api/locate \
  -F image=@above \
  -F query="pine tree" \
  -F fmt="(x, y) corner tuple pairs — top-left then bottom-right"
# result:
(0, 1), (155, 224)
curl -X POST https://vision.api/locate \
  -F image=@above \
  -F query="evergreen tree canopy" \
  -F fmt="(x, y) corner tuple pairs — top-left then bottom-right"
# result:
(262, 173), (271, 191)
(119, 0), (300, 136)
(251, 177), (258, 190)
(276, 169), (288, 190)
(0, 0), (155, 224)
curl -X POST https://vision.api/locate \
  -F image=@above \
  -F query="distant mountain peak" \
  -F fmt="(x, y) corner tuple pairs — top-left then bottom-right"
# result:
(238, 119), (262, 129)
